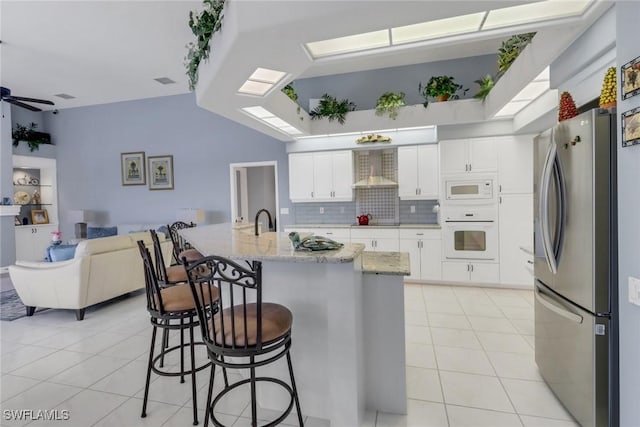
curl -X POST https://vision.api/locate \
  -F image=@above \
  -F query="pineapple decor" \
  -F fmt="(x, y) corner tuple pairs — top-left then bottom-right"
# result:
(558, 91), (578, 122)
(599, 67), (617, 109)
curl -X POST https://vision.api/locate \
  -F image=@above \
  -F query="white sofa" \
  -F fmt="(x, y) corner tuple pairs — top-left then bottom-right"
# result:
(8, 231), (172, 320)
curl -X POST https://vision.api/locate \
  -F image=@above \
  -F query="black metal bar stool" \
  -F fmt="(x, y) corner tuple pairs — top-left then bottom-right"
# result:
(185, 255), (304, 427)
(168, 221), (204, 265)
(137, 240), (216, 426)
(151, 229), (189, 285)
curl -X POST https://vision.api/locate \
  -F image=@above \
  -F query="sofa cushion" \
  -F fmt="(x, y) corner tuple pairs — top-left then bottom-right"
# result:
(87, 226), (118, 239)
(75, 235), (133, 257)
(47, 244), (78, 262)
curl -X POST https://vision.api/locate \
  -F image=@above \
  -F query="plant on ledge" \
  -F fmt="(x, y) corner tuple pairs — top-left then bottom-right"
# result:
(12, 122), (51, 152)
(375, 92), (405, 120)
(309, 94), (356, 124)
(418, 75), (468, 107)
(497, 32), (536, 76)
(282, 83), (303, 120)
(185, 0), (226, 91)
(473, 74), (495, 101)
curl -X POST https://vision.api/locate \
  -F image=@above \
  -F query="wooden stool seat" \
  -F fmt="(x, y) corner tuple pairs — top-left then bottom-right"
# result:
(179, 248), (204, 263)
(160, 283), (219, 313)
(212, 303), (292, 347)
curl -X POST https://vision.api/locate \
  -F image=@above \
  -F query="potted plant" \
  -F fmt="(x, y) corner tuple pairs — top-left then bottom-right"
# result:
(375, 92), (405, 120)
(12, 122), (51, 152)
(282, 83), (304, 120)
(418, 76), (468, 107)
(309, 94), (356, 124)
(473, 74), (495, 101)
(497, 32), (536, 76)
(185, 0), (226, 91)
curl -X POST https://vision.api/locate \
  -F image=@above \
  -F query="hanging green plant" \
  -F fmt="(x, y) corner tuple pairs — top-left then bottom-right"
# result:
(185, 0), (226, 91)
(309, 94), (356, 125)
(497, 32), (536, 76)
(418, 76), (468, 107)
(375, 92), (405, 120)
(282, 84), (298, 103)
(473, 74), (495, 101)
(12, 122), (51, 152)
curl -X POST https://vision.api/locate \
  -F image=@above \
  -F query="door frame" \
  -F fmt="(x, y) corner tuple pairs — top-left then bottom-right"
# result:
(229, 161), (279, 227)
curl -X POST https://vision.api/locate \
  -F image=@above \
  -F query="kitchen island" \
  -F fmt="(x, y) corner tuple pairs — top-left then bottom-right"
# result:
(180, 223), (409, 426)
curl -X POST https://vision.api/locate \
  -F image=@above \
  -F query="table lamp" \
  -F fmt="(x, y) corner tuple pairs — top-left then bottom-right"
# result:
(69, 209), (88, 239)
(176, 208), (205, 225)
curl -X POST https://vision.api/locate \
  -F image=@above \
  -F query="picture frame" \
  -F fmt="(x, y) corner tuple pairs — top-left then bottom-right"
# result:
(621, 55), (640, 100)
(148, 155), (174, 190)
(31, 209), (49, 225)
(622, 106), (640, 148)
(121, 152), (146, 186)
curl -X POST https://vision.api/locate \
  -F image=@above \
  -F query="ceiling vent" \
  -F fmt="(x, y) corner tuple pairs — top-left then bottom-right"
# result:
(54, 93), (75, 99)
(154, 77), (176, 85)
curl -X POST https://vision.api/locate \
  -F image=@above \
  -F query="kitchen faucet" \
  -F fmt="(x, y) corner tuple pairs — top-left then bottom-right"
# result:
(254, 209), (274, 236)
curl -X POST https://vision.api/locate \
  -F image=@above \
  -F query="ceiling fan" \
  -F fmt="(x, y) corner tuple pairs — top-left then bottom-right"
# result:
(1, 86), (55, 112)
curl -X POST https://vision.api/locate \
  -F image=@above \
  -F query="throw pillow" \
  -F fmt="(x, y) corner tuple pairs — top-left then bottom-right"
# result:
(87, 226), (118, 239)
(47, 244), (78, 262)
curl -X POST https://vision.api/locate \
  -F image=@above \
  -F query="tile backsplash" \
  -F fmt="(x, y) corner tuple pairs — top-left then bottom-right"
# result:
(399, 200), (439, 224)
(292, 202), (356, 224)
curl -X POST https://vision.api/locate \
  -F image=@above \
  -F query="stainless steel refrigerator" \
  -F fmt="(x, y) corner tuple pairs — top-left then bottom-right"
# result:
(534, 108), (618, 427)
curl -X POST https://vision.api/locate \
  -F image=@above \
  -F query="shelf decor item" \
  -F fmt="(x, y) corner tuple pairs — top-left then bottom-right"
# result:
(121, 152), (146, 186)
(148, 155), (174, 190)
(356, 134), (392, 144)
(375, 92), (405, 120)
(51, 231), (62, 246)
(497, 32), (536, 76)
(599, 67), (617, 109)
(12, 122), (51, 152)
(31, 209), (49, 225)
(185, 0), (226, 91)
(558, 91), (578, 122)
(621, 55), (640, 100)
(309, 94), (356, 124)
(622, 106), (640, 148)
(418, 75), (468, 107)
(473, 74), (495, 101)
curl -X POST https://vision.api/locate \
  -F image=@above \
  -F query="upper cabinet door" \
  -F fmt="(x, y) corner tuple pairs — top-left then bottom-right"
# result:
(468, 138), (498, 173)
(313, 152), (334, 200)
(417, 144), (439, 199)
(497, 135), (533, 194)
(397, 146), (420, 199)
(440, 139), (468, 174)
(331, 150), (354, 200)
(289, 153), (315, 202)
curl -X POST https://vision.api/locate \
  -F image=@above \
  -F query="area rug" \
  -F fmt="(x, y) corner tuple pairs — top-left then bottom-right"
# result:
(0, 288), (47, 321)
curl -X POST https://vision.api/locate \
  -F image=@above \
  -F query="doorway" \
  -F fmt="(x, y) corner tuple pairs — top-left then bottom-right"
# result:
(229, 161), (279, 232)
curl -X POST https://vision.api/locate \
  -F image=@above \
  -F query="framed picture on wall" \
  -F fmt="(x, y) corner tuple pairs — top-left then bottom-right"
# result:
(121, 152), (146, 186)
(31, 209), (49, 225)
(621, 55), (640, 100)
(148, 155), (174, 190)
(622, 106), (640, 147)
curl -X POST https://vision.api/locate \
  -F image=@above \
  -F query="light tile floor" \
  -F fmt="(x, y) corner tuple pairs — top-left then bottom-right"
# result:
(0, 284), (579, 426)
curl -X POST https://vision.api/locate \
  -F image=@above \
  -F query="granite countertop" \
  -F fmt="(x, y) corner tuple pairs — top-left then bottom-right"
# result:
(362, 251), (411, 276)
(180, 223), (364, 264)
(286, 223), (441, 230)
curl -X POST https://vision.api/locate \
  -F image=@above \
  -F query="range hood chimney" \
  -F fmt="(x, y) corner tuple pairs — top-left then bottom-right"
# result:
(352, 150), (398, 189)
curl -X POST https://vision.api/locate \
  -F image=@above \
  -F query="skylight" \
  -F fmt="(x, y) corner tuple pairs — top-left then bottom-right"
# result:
(238, 67), (288, 96)
(241, 106), (303, 135)
(483, 0), (594, 30)
(305, 30), (390, 58)
(391, 12), (486, 45)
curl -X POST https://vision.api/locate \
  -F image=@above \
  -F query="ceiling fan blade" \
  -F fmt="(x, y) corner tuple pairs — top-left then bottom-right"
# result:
(3, 98), (43, 112)
(7, 95), (54, 105)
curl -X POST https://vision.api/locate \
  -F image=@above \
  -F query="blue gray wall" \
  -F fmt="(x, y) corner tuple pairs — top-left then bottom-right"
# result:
(292, 54), (498, 111)
(616, 2), (640, 424)
(42, 93), (291, 239)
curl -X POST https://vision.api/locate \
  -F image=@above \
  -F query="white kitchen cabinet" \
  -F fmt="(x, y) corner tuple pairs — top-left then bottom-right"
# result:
(440, 138), (498, 174)
(499, 193), (534, 287)
(497, 135), (534, 194)
(399, 228), (441, 280)
(288, 153), (315, 201)
(397, 145), (439, 200)
(289, 151), (353, 202)
(351, 228), (399, 252)
(442, 261), (500, 284)
(15, 224), (58, 261)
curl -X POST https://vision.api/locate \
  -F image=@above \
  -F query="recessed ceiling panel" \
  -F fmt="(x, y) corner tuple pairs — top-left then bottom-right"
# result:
(242, 106), (274, 118)
(305, 30), (390, 58)
(238, 80), (273, 96)
(483, 0), (593, 30)
(249, 67), (287, 84)
(391, 12), (486, 45)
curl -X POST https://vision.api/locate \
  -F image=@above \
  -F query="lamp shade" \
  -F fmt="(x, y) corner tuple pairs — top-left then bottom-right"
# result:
(68, 210), (88, 223)
(176, 208), (205, 225)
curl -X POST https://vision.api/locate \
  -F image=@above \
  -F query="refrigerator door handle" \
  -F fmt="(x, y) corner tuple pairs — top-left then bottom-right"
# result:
(539, 134), (558, 273)
(552, 149), (567, 268)
(535, 285), (583, 324)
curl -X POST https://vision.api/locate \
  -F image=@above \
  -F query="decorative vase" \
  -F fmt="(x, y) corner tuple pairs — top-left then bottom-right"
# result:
(51, 231), (62, 245)
(436, 94), (450, 102)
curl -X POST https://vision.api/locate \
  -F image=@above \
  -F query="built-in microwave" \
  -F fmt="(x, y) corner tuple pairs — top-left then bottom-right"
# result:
(443, 175), (497, 204)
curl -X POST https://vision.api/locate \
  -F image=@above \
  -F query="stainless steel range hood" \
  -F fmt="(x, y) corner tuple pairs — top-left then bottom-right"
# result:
(352, 149), (398, 189)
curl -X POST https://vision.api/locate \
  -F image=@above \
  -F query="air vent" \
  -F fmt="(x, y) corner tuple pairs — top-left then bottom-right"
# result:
(154, 77), (176, 85)
(54, 93), (75, 99)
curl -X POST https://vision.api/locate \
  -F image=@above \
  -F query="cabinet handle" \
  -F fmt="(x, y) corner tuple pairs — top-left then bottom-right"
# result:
(465, 164), (468, 172)
(418, 188), (421, 195)
(32, 228), (37, 234)
(467, 264), (470, 271)
(469, 164), (472, 172)
(527, 260), (534, 264)
(499, 196), (502, 204)
(499, 184), (502, 193)
(471, 264), (474, 272)
(311, 192), (314, 198)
